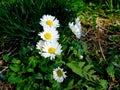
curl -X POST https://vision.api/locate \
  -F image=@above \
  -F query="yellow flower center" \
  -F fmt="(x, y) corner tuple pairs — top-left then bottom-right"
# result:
(44, 32), (52, 40)
(46, 20), (53, 26)
(73, 30), (77, 33)
(48, 47), (56, 54)
(56, 70), (63, 77)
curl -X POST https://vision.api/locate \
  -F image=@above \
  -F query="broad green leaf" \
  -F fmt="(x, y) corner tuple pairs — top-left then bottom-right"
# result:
(88, 70), (96, 75)
(100, 80), (108, 89)
(106, 64), (115, 81)
(67, 62), (83, 77)
(67, 61), (97, 82)
(78, 62), (85, 68)
(64, 79), (74, 90)
(9, 64), (20, 72)
(34, 73), (43, 79)
(67, 79), (74, 87)
(27, 68), (34, 73)
(83, 65), (93, 72)
(8, 76), (22, 83)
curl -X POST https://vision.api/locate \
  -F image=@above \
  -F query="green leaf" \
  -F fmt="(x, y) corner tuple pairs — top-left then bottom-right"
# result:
(46, 87), (52, 90)
(8, 76), (23, 83)
(34, 73), (43, 79)
(16, 83), (25, 90)
(9, 64), (20, 72)
(3, 54), (9, 62)
(67, 61), (83, 77)
(33, 83), (39, 89)
(88, 70), (96, 75)
(78, 62), (85, 68)
(99, 80), (108, 89)
(83, 65), (93, 72)
(67, 61), (97, 82)
(28, 56), (37, 68)
(67, 79), (74, 87)
(64, 79), (74, 90)
(82, 42), (89, 55)
(108, 35), (119, 42)
(27, 68), (34, 73)
(12, 58), (21, 64)
(106, 64), (115, 81)
(44, 74), (53, 81)
(87, 87), (95, 90)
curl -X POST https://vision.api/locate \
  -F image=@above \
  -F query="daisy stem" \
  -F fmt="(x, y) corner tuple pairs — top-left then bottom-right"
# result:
(56, 82), (61, 90)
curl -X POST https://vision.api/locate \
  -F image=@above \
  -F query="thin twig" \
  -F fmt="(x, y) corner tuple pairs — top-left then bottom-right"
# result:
(98, 28), (106, 61)
(8, 47), (17, 55)
(98, 39), (106, 60)
(0, 66), (8, 73)
(108, 84), (113, 90)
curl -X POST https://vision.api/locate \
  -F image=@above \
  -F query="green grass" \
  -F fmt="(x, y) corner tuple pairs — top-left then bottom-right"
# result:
(0, 0), (76, 46)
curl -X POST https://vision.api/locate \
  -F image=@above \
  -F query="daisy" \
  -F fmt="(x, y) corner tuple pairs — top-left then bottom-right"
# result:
(80, 55), (83, 59)
(39, 15), (60, 28)
(38, 28), (59, 42)
(53, 67), (67, 83)
(68, 17), (83, 39)
(36, 40), (45, 54)
(41, 41), (62, 60)
(75, 17), (82, 28)
(69, 22), (81, 38)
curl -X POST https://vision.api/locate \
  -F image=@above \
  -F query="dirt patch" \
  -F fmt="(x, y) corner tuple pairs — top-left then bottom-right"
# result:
(81, 16), (120, 60)
(0, 80), (15, 90)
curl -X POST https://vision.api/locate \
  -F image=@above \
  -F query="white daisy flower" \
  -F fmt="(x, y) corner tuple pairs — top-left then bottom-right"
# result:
(41, 41), (62, 60)
(80, 55), (83, 59)
(38, 28), (59, 42)
(69, 22), (81, 38)
(68, 17), (84, 39)
(53, 67), (67, 83)
(75, 17), (82, 28)
(36, 40), (45, 54)
(39, 15), (60, 28)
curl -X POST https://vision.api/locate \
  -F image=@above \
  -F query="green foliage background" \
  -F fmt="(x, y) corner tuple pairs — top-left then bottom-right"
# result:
(0, 0), (120, 90)
(0, 0), (75, 46)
